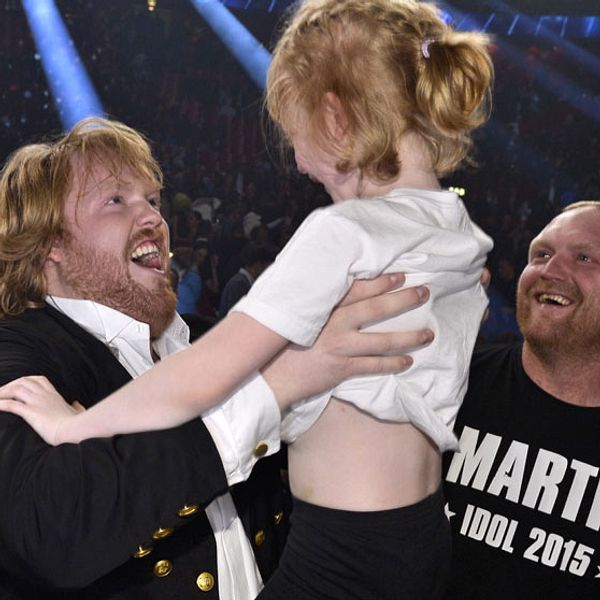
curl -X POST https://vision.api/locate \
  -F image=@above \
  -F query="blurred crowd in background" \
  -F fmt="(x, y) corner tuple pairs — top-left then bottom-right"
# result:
(1, 0), (599, 340)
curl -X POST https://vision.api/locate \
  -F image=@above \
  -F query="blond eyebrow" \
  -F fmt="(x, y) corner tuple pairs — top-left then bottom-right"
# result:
(569, 241), (598, 254)
(529, 238), (598, 257)
(92, 175), (160, 195)
(528, 238), (548, 253)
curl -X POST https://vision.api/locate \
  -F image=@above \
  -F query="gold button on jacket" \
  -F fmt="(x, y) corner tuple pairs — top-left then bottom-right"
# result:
(177, 504), (200, 518)
(152, 527), (174, 540)
(132, 544), (153, 559)
(253, 442), (268, 458)
(254, 529), (266, 546)
(196, 571), (215, 592)
(274, 511), (284, 526)
(153, 559), (173, 578)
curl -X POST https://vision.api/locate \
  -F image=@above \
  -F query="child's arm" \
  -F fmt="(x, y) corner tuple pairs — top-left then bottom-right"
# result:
(0, 312), (287, 445)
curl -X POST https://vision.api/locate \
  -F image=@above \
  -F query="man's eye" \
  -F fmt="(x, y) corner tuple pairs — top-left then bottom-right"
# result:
(578, 254), (591, 263)
(149, 197), (161, 208)
(108, 196), (123, 205)
(532, 250), (549, 260)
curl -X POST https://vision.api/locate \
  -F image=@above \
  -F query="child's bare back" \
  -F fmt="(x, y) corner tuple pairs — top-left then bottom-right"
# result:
(290, 397), (441, 511)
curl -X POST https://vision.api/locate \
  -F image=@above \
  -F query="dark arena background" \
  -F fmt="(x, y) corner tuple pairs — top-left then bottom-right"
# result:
(2, 0), (600, 339)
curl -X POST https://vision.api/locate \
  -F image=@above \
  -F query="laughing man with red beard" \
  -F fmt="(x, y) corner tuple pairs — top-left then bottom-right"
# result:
(443, 201), (600, 599)
(0, 117), (429, 600)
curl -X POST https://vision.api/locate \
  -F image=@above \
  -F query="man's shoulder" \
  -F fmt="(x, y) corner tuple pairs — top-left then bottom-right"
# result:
(0, 306), (54, 340)
(457, 342), (524, 420)
(0, 304), (129, 400)
(470, 341), (522, 374)
(0, 304), (81, 344)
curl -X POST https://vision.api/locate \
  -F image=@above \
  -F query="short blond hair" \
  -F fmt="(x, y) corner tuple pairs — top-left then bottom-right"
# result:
(0, 117), (162, 318)
(266, 0), (493, 179)
(561, 200), (600, 213)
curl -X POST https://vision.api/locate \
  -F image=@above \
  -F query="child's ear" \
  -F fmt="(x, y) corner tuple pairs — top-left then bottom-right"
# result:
(323, 91), (348, 142)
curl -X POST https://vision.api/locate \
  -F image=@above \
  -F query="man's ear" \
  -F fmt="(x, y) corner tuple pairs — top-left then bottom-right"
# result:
(46, 238), (64, 265)
(323, 91), (348, 142)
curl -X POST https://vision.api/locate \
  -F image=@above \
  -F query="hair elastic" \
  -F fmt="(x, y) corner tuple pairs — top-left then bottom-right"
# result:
(421, 38), (434, 59)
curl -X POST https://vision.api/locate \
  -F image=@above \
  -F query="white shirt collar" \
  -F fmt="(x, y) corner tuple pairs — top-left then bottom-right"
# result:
(46, 296), (190, 376)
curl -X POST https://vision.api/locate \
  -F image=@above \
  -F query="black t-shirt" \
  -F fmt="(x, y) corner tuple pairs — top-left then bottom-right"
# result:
(443, 343), (600, 599)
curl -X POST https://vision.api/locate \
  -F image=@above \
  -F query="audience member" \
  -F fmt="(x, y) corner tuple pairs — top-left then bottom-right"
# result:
(444, 201), (600, 598)
(219, 242), (274, 318)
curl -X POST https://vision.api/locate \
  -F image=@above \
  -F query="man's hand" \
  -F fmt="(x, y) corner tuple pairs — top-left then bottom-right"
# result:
(0, 376), (84, 445)
(262, 273), (434, 413)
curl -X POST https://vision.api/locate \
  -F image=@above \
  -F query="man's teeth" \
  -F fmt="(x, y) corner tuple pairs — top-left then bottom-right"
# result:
(131, 242), (160, 261)
(538, 293), (571, 306)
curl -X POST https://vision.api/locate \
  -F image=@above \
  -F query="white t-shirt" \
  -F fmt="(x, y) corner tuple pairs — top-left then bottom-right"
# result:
(234, 188), (493, 451)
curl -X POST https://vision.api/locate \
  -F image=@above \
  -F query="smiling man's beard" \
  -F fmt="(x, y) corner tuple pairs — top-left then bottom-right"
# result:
(60, 235), (177, 338)
(516, 282), (600, 362)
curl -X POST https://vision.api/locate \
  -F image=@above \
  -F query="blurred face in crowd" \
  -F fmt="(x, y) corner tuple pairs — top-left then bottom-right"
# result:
(517, 206), (600, 360)
(46, 158), (176, 337)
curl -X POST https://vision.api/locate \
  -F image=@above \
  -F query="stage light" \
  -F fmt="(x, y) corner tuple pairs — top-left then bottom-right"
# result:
(488, 1), (600, 79)
(148, 0), (157, 11)
(449, 186), (466, 197)
(22, 0), (103, 129)
(190, 0), (271, 90)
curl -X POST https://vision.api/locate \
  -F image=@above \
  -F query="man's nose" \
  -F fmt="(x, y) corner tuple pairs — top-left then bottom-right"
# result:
(135, 200), (162, 228)
(541, 254), (568, 281)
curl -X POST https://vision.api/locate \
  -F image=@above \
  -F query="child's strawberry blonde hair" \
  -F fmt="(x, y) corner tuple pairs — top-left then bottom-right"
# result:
(266, 0), (493, 179)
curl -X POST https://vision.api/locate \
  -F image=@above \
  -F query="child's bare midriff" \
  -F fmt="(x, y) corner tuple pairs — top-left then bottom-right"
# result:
(289, 397), (442, 511)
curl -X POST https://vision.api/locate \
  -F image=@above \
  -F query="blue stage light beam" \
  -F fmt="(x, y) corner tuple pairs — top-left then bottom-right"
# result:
(483, 119), (574, 190)
(497, 39), (600, 126)
(190, 0), (271, 90)
(438, 2), (580, 186)
(489, 0), (600, 80)
(22, 0), (104, 129)
(441, 2), (600, 126)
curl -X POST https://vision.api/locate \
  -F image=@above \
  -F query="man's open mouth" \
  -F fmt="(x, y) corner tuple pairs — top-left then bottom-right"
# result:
(130, 241), (163, 270)
(536, 292), (572, 307)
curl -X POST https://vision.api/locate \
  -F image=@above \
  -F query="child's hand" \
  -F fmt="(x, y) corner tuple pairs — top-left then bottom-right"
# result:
(0, 376), (85, 446)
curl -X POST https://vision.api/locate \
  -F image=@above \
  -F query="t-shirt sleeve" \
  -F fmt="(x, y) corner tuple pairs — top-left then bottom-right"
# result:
(232, 207), (367, 346)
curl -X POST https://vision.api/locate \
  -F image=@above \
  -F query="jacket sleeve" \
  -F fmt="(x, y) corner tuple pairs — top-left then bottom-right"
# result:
(0, 324), (229, 588)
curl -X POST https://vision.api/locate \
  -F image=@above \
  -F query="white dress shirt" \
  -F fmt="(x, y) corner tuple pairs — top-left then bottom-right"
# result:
(47, 296), (282, 599)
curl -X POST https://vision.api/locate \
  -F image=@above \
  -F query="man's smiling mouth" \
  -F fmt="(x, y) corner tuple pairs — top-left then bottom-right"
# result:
(130, 241), (163, 270)
(536, 293), (572, 307)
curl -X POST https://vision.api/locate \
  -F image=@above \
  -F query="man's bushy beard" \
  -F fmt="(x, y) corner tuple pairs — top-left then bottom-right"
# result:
(60, 236), (177, 338)
(517, 283), (600, 362)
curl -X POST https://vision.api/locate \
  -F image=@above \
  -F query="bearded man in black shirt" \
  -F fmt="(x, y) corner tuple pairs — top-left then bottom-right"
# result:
(444, 201), (600, 599)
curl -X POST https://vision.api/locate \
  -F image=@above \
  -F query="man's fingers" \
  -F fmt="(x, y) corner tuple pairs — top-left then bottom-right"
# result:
(345, 328), (434, 358)
(345, 355), (415, 378)
(340, 273), (406, 307)
(481, 267), (491, 289)
(341, 285), (430, 329)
